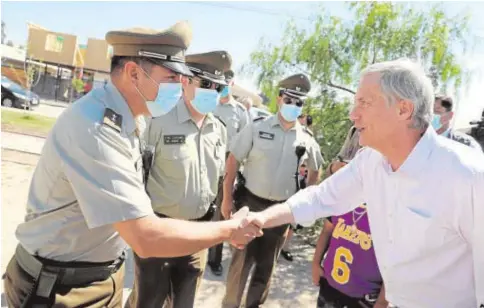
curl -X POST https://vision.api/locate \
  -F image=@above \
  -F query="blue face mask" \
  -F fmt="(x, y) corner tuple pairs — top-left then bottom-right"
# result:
(431, 114), (442, 131)
(220, 85), (230, 98)
(136, 69), (182, 117)
(191, 88), (219, 115)
(280, 104), (303, 122)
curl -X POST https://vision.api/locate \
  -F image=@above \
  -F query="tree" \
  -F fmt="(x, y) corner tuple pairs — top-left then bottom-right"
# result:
(242, 2), (474, 165)
(1, 21), (6, 45)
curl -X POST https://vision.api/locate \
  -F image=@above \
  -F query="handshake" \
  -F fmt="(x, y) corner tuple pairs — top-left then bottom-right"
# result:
(226, 206), (265, 249)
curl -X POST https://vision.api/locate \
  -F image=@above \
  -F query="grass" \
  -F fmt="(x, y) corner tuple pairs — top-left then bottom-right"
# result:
(1, 109), (56, 138)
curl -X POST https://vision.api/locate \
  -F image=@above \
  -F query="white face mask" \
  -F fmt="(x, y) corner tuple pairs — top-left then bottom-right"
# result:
(190, 88), (220, 115)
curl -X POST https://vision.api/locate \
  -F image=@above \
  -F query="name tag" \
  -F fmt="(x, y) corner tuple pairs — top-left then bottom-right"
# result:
(164, 135), (186, 145)
(259, 131), (275, 140)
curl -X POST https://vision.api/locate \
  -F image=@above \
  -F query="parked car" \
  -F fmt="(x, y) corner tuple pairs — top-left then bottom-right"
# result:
(1, 76), (40, 109)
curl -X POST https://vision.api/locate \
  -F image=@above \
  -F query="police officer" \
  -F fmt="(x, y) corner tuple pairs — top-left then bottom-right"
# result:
(3, 22), (261, 308)
(125, 50), (233, 308)
(432, 94), (482, 150)
(208, 69), (251, 276)
(221, 74), (324, 308)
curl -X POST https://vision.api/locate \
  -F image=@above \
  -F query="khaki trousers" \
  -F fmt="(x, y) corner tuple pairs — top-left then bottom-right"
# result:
(3, 255), (124, 308)
(222, 188), (289, 308)
(125, 249), (207, 308)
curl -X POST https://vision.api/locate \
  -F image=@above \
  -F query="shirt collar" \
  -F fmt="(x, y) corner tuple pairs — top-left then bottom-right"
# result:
(393, 126), (436, 176)
(271, 114), (301, 131)
(442, 127), (451, 138)
(104, 82), (136, 135)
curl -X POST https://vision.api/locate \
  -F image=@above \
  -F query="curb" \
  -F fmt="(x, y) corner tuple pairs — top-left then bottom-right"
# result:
(40, 100), (70, 108)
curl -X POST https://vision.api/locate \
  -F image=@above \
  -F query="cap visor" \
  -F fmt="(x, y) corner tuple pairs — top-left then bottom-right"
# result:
(199, 75), (228, 86)
(159, 61), (194, 77)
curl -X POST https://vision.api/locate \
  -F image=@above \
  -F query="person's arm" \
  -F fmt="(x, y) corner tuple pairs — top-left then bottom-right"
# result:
(221, 154), (238, 218)
(222, 123), (254, 218)
(254, 149), (368, 229)
(115, 206), (261, 258)
(311, 219), (334, 285)
(374, 284), (388, 308)
(306, 140), (324, 186)
(59, 109), (261, 259)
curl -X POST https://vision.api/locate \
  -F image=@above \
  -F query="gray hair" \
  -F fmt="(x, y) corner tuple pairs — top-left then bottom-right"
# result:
(361, 59), (434, 130)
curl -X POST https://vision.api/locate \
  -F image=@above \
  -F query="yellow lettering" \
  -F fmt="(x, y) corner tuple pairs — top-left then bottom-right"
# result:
(359, 233), (372, 251)
(332, 218), (346, 239)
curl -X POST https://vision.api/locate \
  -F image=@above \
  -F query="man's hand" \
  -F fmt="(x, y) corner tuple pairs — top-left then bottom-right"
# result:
(221, 197), (234, 220)
(311, 261), (324, 286)
(228, 207), (263, 249)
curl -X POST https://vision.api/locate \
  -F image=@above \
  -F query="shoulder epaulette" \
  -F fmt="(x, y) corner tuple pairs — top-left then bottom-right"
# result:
(253, 116), (266, 122)
(214, 115), (226, 127)
(102, 108), (122, 133)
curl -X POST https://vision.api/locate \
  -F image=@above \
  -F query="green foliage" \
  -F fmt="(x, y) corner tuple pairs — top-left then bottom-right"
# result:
(242, 2), (473, 170)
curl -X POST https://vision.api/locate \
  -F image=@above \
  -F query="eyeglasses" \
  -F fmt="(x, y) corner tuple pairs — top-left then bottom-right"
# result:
(283, 97), (304, 107)
(192, 77), (226, 93)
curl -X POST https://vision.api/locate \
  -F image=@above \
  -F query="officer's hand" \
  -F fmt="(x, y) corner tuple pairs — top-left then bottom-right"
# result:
(221, 197), (234, 220)
(229, 207), (263, 249)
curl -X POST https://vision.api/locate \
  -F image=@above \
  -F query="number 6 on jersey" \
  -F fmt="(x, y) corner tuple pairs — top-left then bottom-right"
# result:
(331, 247), (354, 284)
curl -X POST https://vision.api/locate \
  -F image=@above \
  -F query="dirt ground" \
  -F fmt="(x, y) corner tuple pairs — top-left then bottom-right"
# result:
(0, 146), (319, 307)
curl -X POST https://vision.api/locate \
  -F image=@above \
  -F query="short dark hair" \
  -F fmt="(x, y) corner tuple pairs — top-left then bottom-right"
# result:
(435, 94), (453, 112)
(306, 115), (313, 127)
(110, 56), (155, 74)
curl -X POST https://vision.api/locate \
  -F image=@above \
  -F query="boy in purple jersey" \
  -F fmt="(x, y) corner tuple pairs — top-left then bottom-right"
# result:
(312, 127), (387, 308)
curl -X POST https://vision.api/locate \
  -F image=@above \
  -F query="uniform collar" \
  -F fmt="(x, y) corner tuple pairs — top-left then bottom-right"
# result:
(392, 126), (436, 176)
(104, 82), (136, 135)
(176, 98), (216, 126)
(441, 127), (451, 138)
(271, 114), (301, 131)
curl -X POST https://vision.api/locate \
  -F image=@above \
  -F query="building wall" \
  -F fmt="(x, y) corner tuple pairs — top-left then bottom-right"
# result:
(26, 28), (77, 67)
(84, 38), (111, 73)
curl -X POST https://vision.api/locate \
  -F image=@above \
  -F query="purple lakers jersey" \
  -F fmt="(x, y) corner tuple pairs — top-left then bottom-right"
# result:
(322, 204), (382, 298)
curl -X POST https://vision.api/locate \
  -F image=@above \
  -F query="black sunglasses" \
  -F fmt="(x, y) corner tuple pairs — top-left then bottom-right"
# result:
(283, 97), (304, 107)
(194, 78), (226, 93)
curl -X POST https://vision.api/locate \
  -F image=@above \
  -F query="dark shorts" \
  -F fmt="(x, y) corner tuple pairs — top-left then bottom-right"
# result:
(317, 278), (378, 308)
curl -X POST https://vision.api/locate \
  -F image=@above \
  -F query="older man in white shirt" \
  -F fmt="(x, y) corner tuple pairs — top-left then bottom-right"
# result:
(249, 59), (484, 308)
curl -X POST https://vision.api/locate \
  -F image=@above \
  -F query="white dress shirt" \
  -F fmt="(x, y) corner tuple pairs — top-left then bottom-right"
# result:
(287, 127), (484, 308)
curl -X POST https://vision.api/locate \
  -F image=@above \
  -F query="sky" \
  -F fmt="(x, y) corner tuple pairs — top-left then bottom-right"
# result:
(2, 1), (484, 128)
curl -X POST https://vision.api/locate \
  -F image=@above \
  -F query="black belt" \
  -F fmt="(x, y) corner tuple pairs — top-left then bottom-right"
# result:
(244, 187), (286, 204)
(155, 203), (216, 222)
(14, 244), (125, 305)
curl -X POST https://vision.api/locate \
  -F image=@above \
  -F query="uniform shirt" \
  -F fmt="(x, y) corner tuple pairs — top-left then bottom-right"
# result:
(16, 82), (153, 262)
(287, 127), (484, 308)
(322, 204), (382, 298)
(213, 97), (249, 149)
(145, 100), (227, 219)
(230, 114), (323, 201)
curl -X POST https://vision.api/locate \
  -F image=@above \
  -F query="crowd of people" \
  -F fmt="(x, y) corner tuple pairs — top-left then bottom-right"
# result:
(3, 19), (484, 308)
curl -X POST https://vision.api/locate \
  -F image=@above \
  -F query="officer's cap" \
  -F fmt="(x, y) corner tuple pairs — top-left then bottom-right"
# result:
(278, 74), (311, 98)
(186, 51), (232, 85)
(106, 21), (193, 76)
